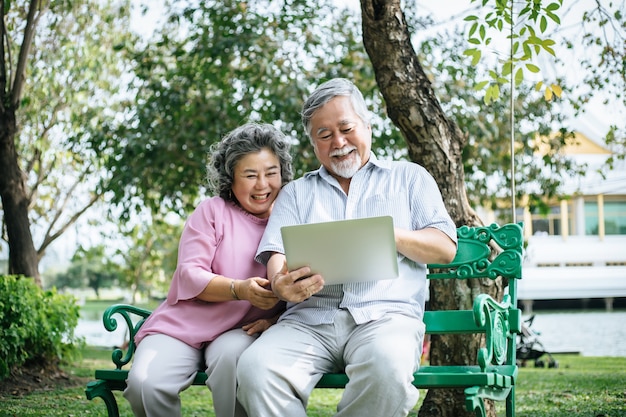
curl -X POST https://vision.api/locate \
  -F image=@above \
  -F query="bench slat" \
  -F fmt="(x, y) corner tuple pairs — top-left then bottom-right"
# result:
(94, 365), (516, 390)
(424, 310), (483, 334)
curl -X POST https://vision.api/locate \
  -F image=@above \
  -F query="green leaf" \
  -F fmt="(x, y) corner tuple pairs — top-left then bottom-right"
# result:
(526, 63), (540, 73)
(469, 22), (478, 37)
(520, 6), (531, 17)
(471, 49), (482, 66)
(463, 48), (478, 57)
(502, 61), (512, 76)
(515, 68), (524, 86)
(546, 11), (561, 24)
(484, 86), (493, 105)
(546, 2), (561, 11)
(492, 83), (500, 100)
(512, 41), (520, 55)
(473, 80), (489, 91)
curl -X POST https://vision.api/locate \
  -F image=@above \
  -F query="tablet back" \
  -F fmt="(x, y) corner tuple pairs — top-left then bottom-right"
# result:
(280, 216), (399, 285)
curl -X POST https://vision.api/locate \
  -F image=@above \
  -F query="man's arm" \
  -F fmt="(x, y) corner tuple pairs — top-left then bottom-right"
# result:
(394, 227), (457, 265)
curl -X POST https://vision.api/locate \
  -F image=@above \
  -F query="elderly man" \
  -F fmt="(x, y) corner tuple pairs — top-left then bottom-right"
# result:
(236, 78), (457, 417)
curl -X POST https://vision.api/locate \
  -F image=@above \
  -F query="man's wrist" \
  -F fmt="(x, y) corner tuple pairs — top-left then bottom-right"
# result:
(270, 275), (287, 302)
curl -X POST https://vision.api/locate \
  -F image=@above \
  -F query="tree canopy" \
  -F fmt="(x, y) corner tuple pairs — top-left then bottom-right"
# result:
(2, 0), (623, 286)
(1, 0), (138, 282)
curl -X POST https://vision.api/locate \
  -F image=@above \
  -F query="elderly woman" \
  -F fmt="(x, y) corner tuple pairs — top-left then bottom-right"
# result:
(124, 122), (293, 417)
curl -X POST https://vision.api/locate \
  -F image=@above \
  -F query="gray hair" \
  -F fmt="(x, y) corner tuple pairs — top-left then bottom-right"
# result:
(301, 78), (371, 141)
(207, 122), (293, 201)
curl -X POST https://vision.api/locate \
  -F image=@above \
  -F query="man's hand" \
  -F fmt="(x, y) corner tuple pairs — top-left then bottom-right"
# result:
(270, 261), (325, 303)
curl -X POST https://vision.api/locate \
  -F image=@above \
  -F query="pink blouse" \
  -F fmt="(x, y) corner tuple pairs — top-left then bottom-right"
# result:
(135, 197), (284, 349)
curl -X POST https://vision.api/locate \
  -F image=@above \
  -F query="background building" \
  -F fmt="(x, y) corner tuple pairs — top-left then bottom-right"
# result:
(482, 132), (626, 313)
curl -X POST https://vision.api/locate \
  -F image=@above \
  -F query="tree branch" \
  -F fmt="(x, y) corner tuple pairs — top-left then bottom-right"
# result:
(12, 0), (49, 108)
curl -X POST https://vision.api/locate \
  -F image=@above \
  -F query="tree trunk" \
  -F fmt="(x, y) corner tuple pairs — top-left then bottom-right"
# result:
(0, 106), (41, 285)
(360, 1), (504, 415)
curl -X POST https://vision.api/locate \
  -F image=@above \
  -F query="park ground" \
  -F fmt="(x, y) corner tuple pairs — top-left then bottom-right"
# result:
(0, 346), (625, 417)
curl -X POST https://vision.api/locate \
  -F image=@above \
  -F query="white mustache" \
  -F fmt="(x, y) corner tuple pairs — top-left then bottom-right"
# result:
(329, 147), (356, 157)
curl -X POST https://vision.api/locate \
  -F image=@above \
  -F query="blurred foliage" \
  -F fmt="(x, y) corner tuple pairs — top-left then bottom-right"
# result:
(3, 0), (139, 256)
(419, 28), (587, 218)
(464, 0), (564, 103)
(49, 246), (123, 297)
(0, 275), (81, 380)
(98, 0), (405, 220)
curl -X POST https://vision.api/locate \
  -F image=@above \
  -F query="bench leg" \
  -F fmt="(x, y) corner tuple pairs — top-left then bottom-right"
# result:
(506, 386), (515, 417)
(85, 380), (120, 417)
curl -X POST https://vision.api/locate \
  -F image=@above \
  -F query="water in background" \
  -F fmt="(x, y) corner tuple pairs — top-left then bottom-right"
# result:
(76, 309), (626, 356)
(522, 310), (626, 357)
(77, 315), (129, 348)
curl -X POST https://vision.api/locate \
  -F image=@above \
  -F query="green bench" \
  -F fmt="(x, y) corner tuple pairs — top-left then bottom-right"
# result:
(86, 222), (523, 417)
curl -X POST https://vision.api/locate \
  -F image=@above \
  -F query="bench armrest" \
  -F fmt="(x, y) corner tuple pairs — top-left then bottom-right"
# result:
(102, 304), (152, 369)
(472, 294), (514, 371)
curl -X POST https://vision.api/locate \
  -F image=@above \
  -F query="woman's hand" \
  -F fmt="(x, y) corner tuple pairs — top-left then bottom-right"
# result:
(241, 314), (280, 335)
(237, 277), (280, 310)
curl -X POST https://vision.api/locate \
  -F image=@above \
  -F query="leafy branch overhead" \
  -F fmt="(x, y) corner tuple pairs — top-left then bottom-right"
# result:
(464, 0), (564, 104)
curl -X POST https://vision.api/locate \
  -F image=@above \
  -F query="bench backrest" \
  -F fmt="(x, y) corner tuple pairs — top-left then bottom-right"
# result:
(425, 222), (524, 368)
(427, 223), (523, 281)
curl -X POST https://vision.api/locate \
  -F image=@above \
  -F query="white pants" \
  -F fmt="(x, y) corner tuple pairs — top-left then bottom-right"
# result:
(124, 330), (257, 417)
(236, 310), (424, 417)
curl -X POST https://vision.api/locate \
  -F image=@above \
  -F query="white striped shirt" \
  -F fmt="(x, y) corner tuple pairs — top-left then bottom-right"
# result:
(256, 153), (457, 325)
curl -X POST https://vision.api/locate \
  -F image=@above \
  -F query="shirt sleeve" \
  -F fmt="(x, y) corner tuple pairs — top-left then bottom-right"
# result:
(166, 199), (221, 304)
(255, 183), (299, 265)
(410, 164), (458, 243)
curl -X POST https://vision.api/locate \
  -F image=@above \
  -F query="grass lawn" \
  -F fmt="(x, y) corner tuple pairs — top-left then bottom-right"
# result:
(1, 347), (624, 417)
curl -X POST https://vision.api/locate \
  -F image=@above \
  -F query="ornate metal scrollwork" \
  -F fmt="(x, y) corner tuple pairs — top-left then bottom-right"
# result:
(102, 304), (151, 369)
(474, 294), (512, 370)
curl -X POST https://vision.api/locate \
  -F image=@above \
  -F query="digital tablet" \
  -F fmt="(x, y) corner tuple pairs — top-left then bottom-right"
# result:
(280, 216), (399, 285)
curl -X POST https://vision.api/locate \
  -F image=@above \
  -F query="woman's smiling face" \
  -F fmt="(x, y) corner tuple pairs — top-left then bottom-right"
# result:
(231, 148), (282, 219)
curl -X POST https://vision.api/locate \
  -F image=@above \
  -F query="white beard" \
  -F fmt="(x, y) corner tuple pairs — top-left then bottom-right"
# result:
(330, 152), (361, 179)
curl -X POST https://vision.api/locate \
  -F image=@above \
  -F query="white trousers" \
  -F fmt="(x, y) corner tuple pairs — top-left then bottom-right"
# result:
(124, 330), (257, 417)
(236, 310), (425, 417)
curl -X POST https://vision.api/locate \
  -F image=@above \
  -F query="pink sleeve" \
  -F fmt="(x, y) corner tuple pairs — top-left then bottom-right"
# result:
(166, 200), (220, 304)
